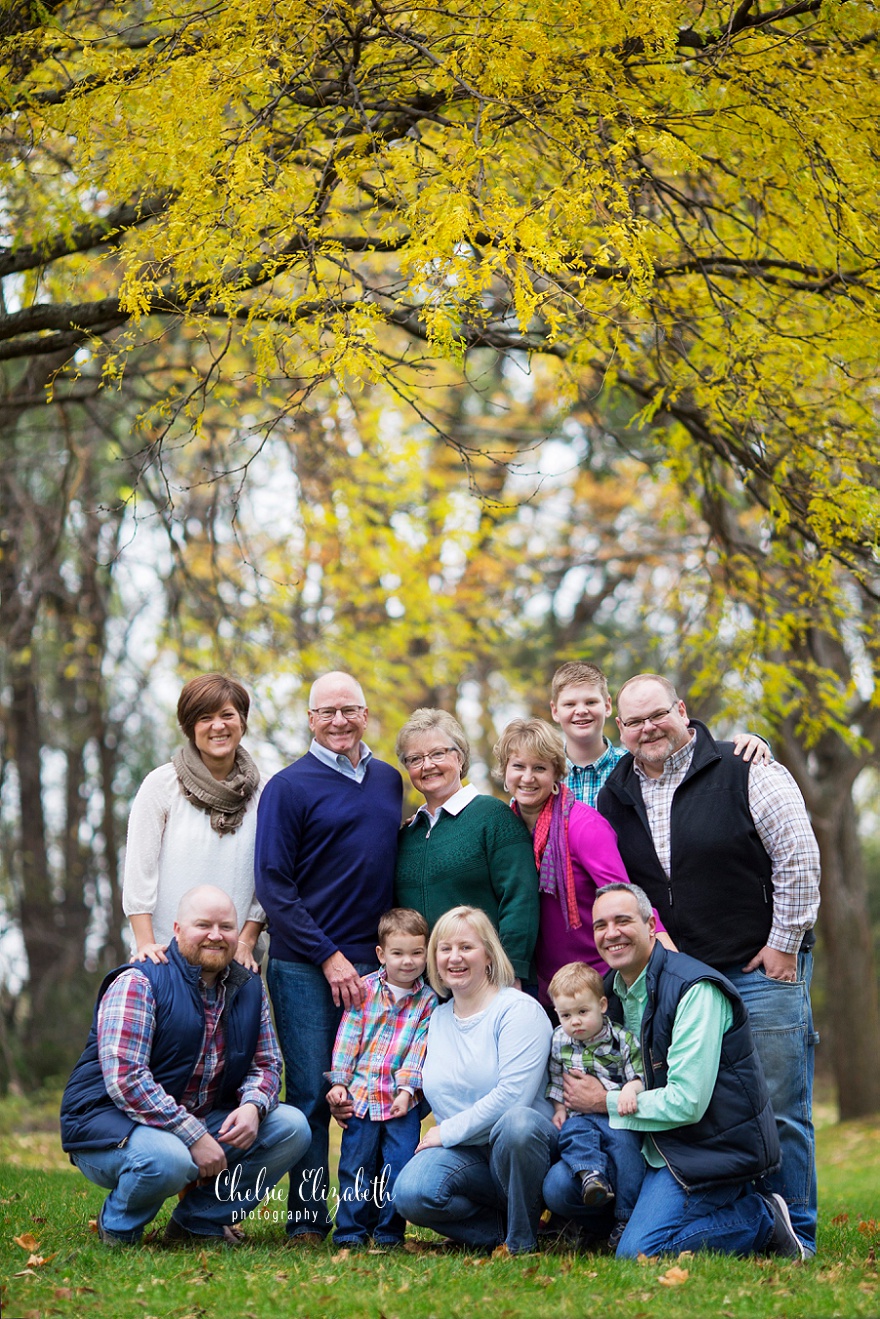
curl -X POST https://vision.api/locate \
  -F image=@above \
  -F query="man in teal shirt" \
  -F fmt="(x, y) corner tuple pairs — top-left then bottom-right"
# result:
(543, 884), (805, 1259)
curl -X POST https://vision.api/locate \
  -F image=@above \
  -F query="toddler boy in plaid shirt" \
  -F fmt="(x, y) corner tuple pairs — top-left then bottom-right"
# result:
(326, 908), (437, 1247)
(548, 961), (645, 1234)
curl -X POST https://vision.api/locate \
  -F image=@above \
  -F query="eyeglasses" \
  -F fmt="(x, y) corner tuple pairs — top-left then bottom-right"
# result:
(401, 746), (458, 769)
(309, 705), (366, 722)
(620, 705), (676, 731)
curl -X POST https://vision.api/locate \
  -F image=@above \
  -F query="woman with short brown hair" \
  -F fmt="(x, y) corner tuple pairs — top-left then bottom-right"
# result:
(122, 673), (265, 970)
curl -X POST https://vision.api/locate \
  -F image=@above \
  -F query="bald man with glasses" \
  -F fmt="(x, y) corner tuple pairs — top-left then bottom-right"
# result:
(596, 673), (820, 1256)
(255, 671), (403, 1245)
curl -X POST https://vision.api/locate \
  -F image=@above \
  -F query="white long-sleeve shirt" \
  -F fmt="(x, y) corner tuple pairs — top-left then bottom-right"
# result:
(421, 989), (553, 1147)
(122, 762), (265, 951)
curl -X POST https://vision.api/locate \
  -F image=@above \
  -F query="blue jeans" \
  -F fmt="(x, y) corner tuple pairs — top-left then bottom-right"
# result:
(543, 1160), (773, 1256)
(334, 1108), (421, 1244)
(71, 1104), (310, 1242)
(394, 1106), (558, 1254)
(616, 1167), (774, 1258)
(721, 950), (817, 1252)
(267, 956), (377, 1238)
(557, 1113), (645, 1220)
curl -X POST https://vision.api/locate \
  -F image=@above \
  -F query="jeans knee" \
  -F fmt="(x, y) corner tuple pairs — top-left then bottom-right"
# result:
(388, 1158), (423, 1219)
(130, 1141), (194, 1194)
(491, 1105), (543, 1151)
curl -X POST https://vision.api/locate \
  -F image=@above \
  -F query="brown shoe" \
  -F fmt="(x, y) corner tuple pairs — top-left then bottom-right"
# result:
(164, 1219), (245, 1247)
(285, 1232), (326, 1248)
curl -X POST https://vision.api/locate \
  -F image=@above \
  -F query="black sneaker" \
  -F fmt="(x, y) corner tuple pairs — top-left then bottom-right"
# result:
(763, 1193), (807, 1262)
(579, 1170), (615, 1208)
(606, 1220), (627, 1253)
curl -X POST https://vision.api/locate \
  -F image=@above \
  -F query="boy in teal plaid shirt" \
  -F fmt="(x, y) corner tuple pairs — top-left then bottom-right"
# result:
(326, 908), (436, 1247)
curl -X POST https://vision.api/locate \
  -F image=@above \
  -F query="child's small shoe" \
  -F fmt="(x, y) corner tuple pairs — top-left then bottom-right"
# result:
(579, 1170), (615, 1207)
(606, 1220), (627, 1253)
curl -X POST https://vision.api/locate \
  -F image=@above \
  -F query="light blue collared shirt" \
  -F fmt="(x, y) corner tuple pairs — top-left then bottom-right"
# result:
(308, 738), (373, 784)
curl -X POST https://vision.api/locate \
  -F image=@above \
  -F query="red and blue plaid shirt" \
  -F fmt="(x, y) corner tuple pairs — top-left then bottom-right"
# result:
(326, 969), (437, 1120)
(96, 966), (282, 1147)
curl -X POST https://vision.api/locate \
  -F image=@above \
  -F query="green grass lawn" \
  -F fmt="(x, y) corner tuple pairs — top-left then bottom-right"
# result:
(2, 1093), (878, 1319)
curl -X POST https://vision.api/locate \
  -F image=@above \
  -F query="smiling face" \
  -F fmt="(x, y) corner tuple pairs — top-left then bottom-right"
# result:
(616, 678), (691, 777)
(504, 746), (557, 820)
(174, 888), (239, 984)
(308, 674), (369, 766)
(193, 704), (245, 779)
(401, 732), (464, 808)
(434, 921), (491, 997)
(550, 682), (613, 761)
(378, 931), (428, 990)
(592, 889), (656, 986)
(553, 988), (607, 1043)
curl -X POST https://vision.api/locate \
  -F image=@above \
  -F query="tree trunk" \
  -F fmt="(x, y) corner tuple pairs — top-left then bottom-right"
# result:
(779, 730), (880, 1119)
(808, 784), (880, 1118)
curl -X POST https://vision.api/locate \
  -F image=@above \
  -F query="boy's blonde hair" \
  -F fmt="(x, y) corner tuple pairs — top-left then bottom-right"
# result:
(551, 662), (610, 704)
(547, 961), (606, 1003)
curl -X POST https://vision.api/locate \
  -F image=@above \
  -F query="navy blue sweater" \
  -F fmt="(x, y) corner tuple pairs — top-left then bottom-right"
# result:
(254, 753), (403, 964)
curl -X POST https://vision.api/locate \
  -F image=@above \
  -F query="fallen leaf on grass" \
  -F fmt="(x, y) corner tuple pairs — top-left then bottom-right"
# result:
(858, 1282), (877, 1294)
(658, 1266), (690, 1287)
(636, 1252), (659, 1264)
(331, 1250), (350, 1262)
(859, 1220), (879, 1235)
(831, 1213), (850, 1226)
(13, 1233), (40, 1251)
(26, 1252), (57, 1267)
(492, 1243), (511, 1261)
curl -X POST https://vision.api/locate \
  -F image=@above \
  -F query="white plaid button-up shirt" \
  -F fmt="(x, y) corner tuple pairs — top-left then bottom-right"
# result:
(634, 731), (819, 954)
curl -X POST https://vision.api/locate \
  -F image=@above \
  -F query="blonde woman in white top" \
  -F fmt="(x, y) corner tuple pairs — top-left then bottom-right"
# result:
(122, 674), (265, 971)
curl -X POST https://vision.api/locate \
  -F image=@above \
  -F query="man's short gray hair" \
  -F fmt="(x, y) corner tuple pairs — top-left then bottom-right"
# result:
(593, 882), (653, 923)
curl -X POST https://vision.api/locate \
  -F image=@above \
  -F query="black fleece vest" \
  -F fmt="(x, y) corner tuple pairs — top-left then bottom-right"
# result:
(597, 723), (774, 967)
(605, 943), (780, 1190)
(60, 941), (263, 1152)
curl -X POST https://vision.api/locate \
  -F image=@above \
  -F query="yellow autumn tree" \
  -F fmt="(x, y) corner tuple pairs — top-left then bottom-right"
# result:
(2, 0), (879, 580)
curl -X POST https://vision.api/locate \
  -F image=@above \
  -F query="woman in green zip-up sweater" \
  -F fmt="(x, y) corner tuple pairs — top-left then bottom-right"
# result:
(393, 709), (539, 986)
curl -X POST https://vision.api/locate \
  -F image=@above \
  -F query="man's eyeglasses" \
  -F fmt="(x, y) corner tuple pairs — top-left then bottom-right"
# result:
(401, 746), (458, 769)
(620, 705), (676, 731)
(309, 705), (366, 722)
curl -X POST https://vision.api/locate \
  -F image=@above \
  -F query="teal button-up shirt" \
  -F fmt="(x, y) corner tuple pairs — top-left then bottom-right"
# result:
(605, 961), (732, 1168)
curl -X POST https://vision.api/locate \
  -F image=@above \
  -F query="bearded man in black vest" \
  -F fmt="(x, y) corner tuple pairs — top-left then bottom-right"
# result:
(61, 885), (309, 1246)
(595, 674), (820, 1255)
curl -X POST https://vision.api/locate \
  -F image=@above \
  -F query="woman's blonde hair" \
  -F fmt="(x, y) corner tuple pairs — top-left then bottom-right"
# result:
(426, 905), (515, 998)
(396, 708), (470, 777)
(493, 717), (566, 784)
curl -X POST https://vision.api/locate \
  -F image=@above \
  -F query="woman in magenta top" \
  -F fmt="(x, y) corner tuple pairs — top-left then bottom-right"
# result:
(494, 717), (669, 1006)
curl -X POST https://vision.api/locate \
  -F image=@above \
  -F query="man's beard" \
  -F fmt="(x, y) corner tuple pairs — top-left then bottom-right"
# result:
(179, 939), (234, 973)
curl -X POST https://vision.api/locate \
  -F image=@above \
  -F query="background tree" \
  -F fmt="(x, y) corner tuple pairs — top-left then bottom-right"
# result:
(2, 1), (880, 1113)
